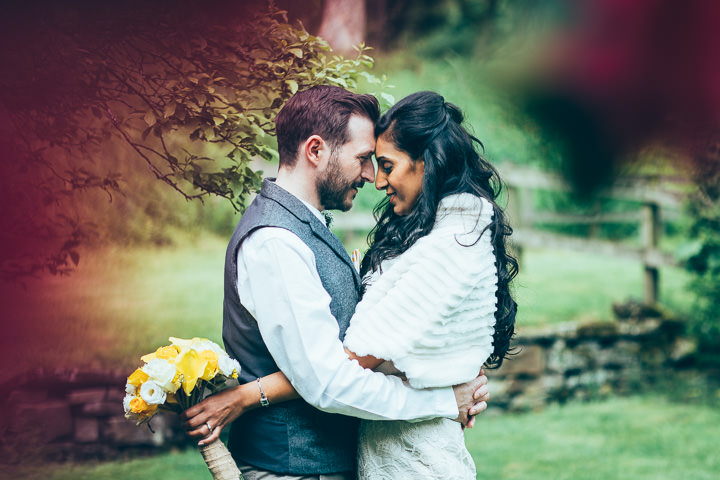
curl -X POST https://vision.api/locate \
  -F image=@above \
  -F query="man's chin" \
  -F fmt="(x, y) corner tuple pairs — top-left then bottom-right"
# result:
(346, 191), (360, 210)
(323, 200), (353, 212)
(320, 187), (357, 212)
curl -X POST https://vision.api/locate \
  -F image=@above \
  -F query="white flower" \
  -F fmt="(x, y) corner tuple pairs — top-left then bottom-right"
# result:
(123, 394), (133, 414)
(170, 337), (224, 356)
(142, 358), (179, 393)
(139, 380), (167, 405)
(125, 382), (136, 396)
(218, 355), (241, 377)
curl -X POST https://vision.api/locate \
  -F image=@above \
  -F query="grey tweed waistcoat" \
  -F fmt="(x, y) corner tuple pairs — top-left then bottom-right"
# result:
(222, 179), (362, 475)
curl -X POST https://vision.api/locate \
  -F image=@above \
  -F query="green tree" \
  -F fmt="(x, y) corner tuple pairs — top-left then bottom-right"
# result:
(0, 0), (380, 279)
(678, 135), (720, 362)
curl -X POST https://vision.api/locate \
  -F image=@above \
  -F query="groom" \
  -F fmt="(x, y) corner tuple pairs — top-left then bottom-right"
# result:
(185, 85), (489, 479)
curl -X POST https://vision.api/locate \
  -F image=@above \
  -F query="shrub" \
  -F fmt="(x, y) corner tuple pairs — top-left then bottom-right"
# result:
(677, 136), (720, 362)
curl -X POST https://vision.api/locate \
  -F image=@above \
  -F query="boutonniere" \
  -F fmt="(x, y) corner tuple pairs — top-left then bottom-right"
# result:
(322, 211), (334, 228)
(351, 248), (361, 273)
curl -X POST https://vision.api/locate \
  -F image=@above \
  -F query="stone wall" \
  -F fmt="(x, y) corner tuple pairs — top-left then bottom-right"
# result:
(488, 315), (701, 412)
(0, 312), (710, 462)
(0, 369), (190, 463)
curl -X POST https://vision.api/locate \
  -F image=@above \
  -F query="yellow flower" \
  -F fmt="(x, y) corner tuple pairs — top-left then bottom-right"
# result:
(199, 350), (219, 381)
(127, 368), (149, 389)
(157, 345), (179, 359)
(172, 371), (183, 391)
(129, 395), (154, 414)
(141, 345), (179, 363)
(174, 347), (207, 395)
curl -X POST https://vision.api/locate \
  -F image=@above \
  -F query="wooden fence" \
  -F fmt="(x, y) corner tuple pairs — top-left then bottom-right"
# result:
(502, 163), (690, 304)
(332, 163), (691, 305)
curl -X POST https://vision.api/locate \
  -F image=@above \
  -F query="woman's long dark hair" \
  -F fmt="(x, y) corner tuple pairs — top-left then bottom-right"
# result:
(360, 91), (518, 368)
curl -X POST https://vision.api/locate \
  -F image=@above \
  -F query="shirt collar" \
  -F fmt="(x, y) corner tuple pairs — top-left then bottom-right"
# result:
(268, 178), (327, 225)
(299, 198), (327, 225)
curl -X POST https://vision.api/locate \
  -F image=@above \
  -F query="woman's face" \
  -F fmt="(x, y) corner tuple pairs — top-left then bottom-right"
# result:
(374, 134), (424, 216)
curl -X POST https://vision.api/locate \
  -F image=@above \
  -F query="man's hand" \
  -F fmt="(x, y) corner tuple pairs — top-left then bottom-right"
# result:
(452, 370), (490, 429)
(182, 385), (248, 446)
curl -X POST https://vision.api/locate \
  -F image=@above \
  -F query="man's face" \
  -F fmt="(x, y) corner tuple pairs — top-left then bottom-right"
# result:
(317, 115), (376, 211)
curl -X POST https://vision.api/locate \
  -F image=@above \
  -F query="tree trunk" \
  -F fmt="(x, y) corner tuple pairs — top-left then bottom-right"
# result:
(317, 0), (366, 56)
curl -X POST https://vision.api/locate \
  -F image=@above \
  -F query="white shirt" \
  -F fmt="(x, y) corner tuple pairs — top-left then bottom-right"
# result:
(235, 200), (458, 421)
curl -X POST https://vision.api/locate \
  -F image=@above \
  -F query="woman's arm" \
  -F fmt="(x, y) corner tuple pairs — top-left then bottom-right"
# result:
(184, 351), (384, 445)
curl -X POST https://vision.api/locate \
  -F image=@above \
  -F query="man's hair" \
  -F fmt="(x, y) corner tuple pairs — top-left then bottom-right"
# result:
(275, 85), (380, 167)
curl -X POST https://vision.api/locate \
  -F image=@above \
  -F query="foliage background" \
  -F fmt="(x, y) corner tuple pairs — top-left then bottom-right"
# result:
(0, 0), (385, 278)
(0, 1), (718, 477)
(0, 0), (712, 386)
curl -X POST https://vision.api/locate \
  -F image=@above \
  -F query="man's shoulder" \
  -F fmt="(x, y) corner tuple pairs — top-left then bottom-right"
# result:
(244, 226), (301, 245)
(240, 226), (314, 260)
(240, 187), (314, 230)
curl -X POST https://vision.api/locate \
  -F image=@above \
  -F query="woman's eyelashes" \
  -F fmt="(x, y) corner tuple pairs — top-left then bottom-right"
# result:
(379, 160), (392, 174)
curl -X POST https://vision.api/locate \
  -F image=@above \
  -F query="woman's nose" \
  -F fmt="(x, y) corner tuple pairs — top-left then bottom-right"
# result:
(375, 171), (387, 190)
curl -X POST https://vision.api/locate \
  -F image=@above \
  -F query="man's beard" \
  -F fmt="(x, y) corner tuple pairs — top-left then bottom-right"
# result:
(317, 153), (362, 212)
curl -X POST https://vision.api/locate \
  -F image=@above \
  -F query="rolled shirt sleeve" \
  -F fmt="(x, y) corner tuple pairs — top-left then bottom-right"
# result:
(236, 227), (458, 421)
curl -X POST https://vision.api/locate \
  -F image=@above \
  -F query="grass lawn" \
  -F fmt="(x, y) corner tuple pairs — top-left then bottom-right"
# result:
(464, 395), (720, 480)
(515, 248), (693, 327)
(1, 395), (717, 479)
(0, 235), (693, 381)
(0, 235), (228, 383)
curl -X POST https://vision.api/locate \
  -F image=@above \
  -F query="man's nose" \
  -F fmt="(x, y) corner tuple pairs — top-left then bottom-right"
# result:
(361, 159), (375, 183)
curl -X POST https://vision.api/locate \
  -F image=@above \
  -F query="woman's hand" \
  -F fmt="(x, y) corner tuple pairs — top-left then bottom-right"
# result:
(182, 384), (251, 446)
(452, 370), (490, 429)
(345, 348), (384, 370)
(183, 371), (301, 445)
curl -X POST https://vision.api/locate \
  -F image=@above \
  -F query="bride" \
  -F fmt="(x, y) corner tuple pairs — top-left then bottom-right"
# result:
(345, 91), (517, 478)
(192, 90), (517, 479)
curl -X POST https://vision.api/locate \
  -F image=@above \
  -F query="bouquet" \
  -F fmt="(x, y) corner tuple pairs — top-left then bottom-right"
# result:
(124, 337), (244, 480)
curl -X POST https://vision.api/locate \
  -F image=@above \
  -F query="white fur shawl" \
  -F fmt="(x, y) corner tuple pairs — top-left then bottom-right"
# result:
(343, 193), (498, 388)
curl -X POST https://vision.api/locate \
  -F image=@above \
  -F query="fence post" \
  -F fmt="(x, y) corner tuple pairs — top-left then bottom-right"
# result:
(641, 202), (660, 304)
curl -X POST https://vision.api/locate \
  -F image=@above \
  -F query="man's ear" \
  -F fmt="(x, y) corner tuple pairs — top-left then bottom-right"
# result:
(303, 135), (326, 168)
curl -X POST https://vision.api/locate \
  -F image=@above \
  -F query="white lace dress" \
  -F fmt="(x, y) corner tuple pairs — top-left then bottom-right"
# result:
(344, 194), (499, 480)
(355, 362), (477, 479)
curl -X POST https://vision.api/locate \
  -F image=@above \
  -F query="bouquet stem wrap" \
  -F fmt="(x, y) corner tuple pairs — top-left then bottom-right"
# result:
(200, 438), (243, 480)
